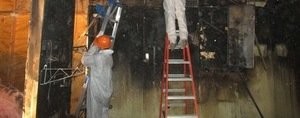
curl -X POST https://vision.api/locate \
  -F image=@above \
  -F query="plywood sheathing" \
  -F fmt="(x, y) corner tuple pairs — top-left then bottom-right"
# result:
(0, 15), (14, 84)
(0, 0), (14, 12)
(0, 0), (30, 90)
(0, 0), (30, 14)
(0, 15), (29, 89)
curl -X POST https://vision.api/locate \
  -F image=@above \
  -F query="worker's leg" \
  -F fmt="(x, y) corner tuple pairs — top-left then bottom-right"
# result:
(163, 0), (176, 44)
(86, 85), (92, 118)
(175, 0), (187, 40)
(87, 84), (103, 118)
(101, 103), (110, 118)
(175, 0), (188, 47)
(101, 97), (111, 118)
(86, 85), (97, 118)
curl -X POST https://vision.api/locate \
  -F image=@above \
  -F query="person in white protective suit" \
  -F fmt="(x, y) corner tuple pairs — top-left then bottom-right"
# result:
(82, 35), (113, 118)
(163, 0), (188, 49)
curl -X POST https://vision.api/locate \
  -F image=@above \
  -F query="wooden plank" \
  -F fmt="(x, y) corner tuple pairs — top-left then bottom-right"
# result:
(0, 15), (13, 85)
(15, 0), (31, 13)
(73, 14), (87, 46)
(0, 47), (10, 83)
(0, 14), (29, 89)
(0, 15), (13, 39)
(75, 0), (88, 14)
(7, 14), (29, 89)
(0, 0), (14, 12)
(24, 0), (44, 117)
(14, 14), (29, 56)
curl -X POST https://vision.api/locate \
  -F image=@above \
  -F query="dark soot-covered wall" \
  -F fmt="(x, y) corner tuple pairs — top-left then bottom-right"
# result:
(37, 0), (75, 117)
(107, 6), (228, 86)
(265, 0), (300, 106)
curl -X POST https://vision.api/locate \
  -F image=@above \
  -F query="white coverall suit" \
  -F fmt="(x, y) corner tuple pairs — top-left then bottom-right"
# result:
(163, 0), (188, 44)
(82, 45), (113, 118)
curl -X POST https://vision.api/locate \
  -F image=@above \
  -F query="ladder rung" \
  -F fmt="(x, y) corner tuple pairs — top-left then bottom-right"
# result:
(168, 74), (188, 78)
(164, 89), (185, 93)
(168, 96), (195, 100)
(109, 18), (118, 23)
(162, 102), (186, 107)
(168, 77), (192, 82)
(168, 59), (190, 64)
(169, 46), (184, 50)
(167, 115), (198, 118)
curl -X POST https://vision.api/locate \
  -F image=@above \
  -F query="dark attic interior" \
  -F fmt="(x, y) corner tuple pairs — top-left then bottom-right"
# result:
(0, 0), (300, 118)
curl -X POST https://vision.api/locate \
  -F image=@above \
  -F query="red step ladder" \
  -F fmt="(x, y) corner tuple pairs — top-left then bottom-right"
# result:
(159, 36), (200, 118)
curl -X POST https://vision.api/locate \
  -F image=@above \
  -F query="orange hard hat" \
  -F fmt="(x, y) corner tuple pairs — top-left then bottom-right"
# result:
(94, 35), (111, 49)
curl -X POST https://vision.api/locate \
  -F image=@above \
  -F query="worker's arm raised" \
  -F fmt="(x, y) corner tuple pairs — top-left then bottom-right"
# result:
(81, 45), (98, 67)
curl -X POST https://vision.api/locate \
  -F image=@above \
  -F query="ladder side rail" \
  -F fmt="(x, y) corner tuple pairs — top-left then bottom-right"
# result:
(111, 6), (122, 39)
(183, 46), (187, 75)
(108, 6), (118, 18)
(160, 36), (167, 118)
(96, 4), (113, 37)
(186, 44), (200, 116)
(164, 36), (170, 116)
(110, 6), (122, 49)
(183, 47), (189, 114)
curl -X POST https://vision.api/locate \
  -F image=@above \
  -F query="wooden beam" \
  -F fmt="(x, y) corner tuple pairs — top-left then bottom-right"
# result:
(23, 0), (45, 117)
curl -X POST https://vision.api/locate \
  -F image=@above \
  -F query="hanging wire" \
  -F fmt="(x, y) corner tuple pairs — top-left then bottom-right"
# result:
(40, 63), (85, 85)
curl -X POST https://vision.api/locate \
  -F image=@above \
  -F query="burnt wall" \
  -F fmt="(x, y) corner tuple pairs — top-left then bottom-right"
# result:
(36, 0), (75, 117)
(263, 0), (300, 108)
(105, 5), (299, 117)
(74, 1), (300, 117)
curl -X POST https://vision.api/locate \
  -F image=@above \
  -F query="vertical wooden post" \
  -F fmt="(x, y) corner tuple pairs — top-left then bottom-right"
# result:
(24, 0), (45, 117)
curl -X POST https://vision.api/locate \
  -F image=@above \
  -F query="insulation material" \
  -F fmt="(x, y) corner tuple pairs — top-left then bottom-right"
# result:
(0, 84), (23, 118)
